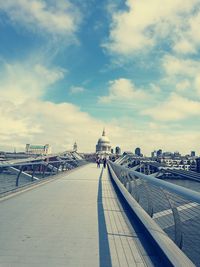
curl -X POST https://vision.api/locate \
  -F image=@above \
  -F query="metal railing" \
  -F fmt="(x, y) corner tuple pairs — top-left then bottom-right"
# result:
(0, 156), (87, 195)
(108, 161), (200, 266)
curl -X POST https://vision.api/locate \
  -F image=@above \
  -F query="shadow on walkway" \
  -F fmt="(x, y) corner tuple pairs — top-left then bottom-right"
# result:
(97, 168), (112, 267)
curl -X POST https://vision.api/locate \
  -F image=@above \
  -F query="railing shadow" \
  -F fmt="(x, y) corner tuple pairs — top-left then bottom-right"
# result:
(97, 167), (112, 267)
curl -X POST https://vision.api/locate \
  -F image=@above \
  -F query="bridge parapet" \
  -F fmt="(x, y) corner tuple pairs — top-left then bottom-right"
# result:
(0, 152), (87, 195)
(108, 161), (200, 266)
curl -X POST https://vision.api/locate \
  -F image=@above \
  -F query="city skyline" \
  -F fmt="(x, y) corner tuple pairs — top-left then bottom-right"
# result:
(0, 0), (200, 154)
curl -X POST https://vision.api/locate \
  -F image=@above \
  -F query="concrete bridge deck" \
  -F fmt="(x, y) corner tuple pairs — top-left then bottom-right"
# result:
(0, 164), (161, 267)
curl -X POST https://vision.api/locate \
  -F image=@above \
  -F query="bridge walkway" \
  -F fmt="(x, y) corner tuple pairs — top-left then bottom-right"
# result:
(0, 163), (161, 267)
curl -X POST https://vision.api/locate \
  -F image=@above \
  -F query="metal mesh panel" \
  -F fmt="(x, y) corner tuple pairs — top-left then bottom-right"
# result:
(110, 162), (200, 266)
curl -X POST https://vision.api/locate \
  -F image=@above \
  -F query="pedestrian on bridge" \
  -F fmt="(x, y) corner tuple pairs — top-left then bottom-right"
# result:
(96, 157), (100, 168)
(103, 157), (107, 168)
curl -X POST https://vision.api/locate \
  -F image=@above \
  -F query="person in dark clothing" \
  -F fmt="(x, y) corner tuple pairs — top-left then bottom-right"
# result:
(103, 157), (107, 168)
(96, 157), (100, 168)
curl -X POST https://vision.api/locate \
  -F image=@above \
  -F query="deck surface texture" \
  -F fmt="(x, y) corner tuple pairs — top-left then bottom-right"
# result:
(0, 164), (160, 266)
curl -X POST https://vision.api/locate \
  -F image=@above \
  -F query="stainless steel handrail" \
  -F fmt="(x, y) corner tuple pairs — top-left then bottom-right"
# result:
(108, 161), (196, 266)
(109, 161), (200, 204)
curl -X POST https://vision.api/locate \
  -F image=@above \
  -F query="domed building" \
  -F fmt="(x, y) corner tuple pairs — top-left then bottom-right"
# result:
(96, 129), (111, 155)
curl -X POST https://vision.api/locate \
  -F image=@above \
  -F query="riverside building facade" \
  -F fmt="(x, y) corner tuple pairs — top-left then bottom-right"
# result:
(25, 144), (51, 155)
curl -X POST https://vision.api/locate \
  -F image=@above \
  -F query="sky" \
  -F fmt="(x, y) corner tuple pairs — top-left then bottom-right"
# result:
(0, 0), (200, 155)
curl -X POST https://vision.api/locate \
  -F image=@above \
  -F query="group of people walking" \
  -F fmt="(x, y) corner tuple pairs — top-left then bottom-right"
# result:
(96, 157), (107, 168)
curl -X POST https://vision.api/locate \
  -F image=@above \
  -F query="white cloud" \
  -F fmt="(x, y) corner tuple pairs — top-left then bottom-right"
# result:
(0, 100), (41, 137)
(0, 98), (103, 153)
(175, 80), (191, 92)
(100, 119), (200, 156)
(173, 39), (197, 55)
(0, 61), (103, 152)
(132, 130), (200, 156)
(163, 55), (200, 77)
(173, 12), (200, 55)
(104, 0), (199, 55)
(70, 86), (85, 94)
(150, 83), (161, 93)
(162, 55), (200, 97)
(0, 61), (130, 153)
(0, 60), (199, 155)
(0, 87), (199, 155)
(142, 93), (200, 121)
(99, 78), (147, 103)
(0, 62), (64, 104)
(195, 75), (200, 96)
(0, 0), (81, 37)
(1, 96), (159, 154)
(188, 13), (200, 44)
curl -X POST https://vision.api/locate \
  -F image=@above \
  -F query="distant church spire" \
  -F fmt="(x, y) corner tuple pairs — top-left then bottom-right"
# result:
(102, 128), (105, 136)
(73, 141), (77, 152)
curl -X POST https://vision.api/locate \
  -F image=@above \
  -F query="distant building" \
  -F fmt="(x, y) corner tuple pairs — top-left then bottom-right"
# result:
(25, 144), (51, 155)
(190, 160), (197, 171)
(196, 158), (200, 173)
(157, 151), (197, 171)
(151, 150), (157, 158)
(174, 151), (181, 158)
(96, 129), (111, 156)
(122, 151), (133, 156)
(162, 152), (173, 158)
(115, 146), (121, 155)
(157, 149), (162, 157)
(111, 148), (114, 154)
(73, 142), (78, 152)
(135, 147), (141, 156)
(191, 151), (196, 157)
(0, 152), (5, 161)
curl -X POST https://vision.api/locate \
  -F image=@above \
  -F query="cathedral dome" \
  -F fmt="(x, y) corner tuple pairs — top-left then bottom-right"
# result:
(97, 129), (110, 144)
(98, 135), (110, 143)
(96, 129), (111, 154)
